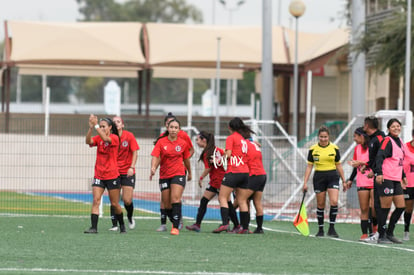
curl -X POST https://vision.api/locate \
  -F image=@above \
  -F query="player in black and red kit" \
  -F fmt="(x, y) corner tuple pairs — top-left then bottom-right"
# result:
(186, 131), (239, 232)
(84, 115), (126, 234)
(150, 119), (192, 235)
(157, 113), (194, 232)
(109, 116), (140, 231)
(213, 117), (255, 233)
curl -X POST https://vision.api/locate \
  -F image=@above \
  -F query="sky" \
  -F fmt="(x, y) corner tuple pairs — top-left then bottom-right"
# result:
(0, 0), (348, 40)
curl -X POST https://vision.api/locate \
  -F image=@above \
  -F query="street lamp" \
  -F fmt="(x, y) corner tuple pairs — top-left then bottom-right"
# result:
(219, 0), (245, 25)
(289, 0), (306, 139)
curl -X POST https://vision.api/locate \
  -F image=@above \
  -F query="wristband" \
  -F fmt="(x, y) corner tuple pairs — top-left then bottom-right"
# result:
(200, 176), (203, 180)
(130, 167), (134, 169)
(94, 124), (99, 129)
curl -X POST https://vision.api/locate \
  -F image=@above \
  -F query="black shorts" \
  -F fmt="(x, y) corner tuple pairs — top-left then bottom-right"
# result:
(313, 170), (339, 193)
(92, 177), (120, 190)
(159, 175), (186, 192)
(205, 184), (219, 194)
(404, 187), (414, 200)
(221, 173), (249, 189)
(248, 175), (267, 192)
(377, 179), (403, 197)
(120, 174), (136, 188)
(357, 187), (373, 191)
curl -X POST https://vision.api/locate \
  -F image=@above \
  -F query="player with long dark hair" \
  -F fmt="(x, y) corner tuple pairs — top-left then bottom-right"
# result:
(213, 117), (255, 233)
(374, 118), (407, 244)
(345, 127), (375, 241)
(109, 116), (139, 231)
(84, 114), (126, 234)
(186, 131), (239, 232)
(156, 112), (194, 232)
(150, 118), (192, 235)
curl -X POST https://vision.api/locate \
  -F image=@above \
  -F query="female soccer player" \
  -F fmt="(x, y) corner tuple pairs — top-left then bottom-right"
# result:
(157, 112), (194, 232)
(346, 127), (375, 241)
(186, 131), (227, 232)
(303, 126), (346, 238)
(375, 118), (407, 244)
(213, 117), (255, 233)
(246, 138), (267, 233)
(109, 116), (139, 231)
(403, 129), (414, 241)
(150, 118), (192, 235)
(84, 114), (126, 234)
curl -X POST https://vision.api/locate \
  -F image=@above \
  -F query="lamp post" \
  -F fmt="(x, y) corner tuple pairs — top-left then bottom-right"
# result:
(219, 0), (245, 25)
(405, 0), (411, 111)
(289, 0), (305, 139)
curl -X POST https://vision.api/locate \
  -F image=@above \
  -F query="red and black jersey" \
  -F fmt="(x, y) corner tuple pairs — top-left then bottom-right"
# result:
(203, 146), (225, 188)
(160, 130), (193, 151)
(246, 141), (266, 176)
(225, 131), (249, 173)
(90, 134), (120, 180)
(117, 130), (139, 175)
(151, 136), (190, 179)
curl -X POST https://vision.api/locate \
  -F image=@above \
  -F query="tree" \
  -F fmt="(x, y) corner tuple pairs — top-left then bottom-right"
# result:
(76, 0), (202, 23)
(353, 1), (413, 76)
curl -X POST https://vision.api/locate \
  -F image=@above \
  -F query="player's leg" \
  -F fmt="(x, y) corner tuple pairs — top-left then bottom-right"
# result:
(358, 189), (370, 240)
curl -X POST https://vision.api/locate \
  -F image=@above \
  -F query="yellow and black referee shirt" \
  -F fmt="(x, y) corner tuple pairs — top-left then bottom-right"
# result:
(307, 142), (341, 171)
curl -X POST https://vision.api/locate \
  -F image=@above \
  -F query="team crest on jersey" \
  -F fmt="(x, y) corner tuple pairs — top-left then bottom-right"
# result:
(163, 146), (168, 150)
(384, 187), (393, 195)
(175, 145), (182, 152)
(104, 142), (109, 147)
(122, 141), (129, 147)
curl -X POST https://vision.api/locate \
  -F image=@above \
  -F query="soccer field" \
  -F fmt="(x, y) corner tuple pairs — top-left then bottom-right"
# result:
(1, 216), (413, 275)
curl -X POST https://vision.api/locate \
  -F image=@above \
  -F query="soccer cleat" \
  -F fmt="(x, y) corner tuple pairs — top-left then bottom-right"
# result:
(84, 227), (98, 234)
(212, 224), (229, 233)
(363, 233), (379, 243)
(377, 237), (393, 244)
(386, 234), (402, 244)
(185, 223), (201, 232)
(253, 228), (264, 234)
(120, 224), (127, 234)
(156, 224), (167, 232)
(327, 227), (339, 238)
(179, 219), (184, 230)
(170, 227), (179, 235)
(128, 218), (136, 230)
(238, 229), (250, 234)
(227, 225), (242, 234)
(403, 231), (410, 241)
(359, 234), (369, 241)
(315, 230), (324, 237)
(109, 226), (118, 232)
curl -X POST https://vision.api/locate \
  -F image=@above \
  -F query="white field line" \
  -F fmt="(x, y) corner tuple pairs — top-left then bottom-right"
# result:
(0, 268), (264, 275)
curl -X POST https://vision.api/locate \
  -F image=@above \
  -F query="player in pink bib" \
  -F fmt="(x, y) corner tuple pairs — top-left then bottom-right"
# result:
(403, 130), (414, 241)
(374, 118), (407, 244)
(346, 127), (374, 241)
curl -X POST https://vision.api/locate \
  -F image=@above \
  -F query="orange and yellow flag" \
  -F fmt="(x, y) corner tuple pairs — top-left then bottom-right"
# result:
(293, 193), (310, 236)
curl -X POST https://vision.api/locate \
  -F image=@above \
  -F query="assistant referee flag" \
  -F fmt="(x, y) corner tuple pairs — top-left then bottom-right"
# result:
(293, 191), (309, 236)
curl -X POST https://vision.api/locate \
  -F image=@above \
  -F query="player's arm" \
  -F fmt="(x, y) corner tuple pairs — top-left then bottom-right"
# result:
(184, 158), (192, 181)
(128, 150), (138, 177)
(86, 114), (97, 145)
(150, 156), (161, 180)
